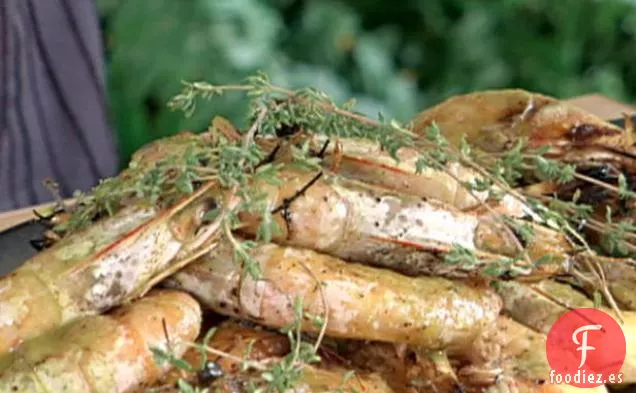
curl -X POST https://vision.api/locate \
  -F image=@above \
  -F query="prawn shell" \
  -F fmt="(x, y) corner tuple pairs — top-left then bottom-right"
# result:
(166, 241), (502, 352)
(482, 377), (609, 393)
(494, 280), (636, 383)
(597, 259), (636, 310)
(152, 319), (394, 393)
(240, 170), (565, 280)
(149, 319), (292, 389)
(560, 256), (636, 311)
(460, 316), (550, 382)
(410, 89), (630, 154)
(310, 135), (489, 210)
(204, 320), (290, 372)
(206, 366), (394, 393)
(0, 190), (214, 355)
(0, 289), (202, 393)
(340, 341), (461, 393)
(0, 204), (157, 355)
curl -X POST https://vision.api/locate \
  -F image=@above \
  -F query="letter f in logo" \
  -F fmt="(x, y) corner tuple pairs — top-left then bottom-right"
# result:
(572, 324), (602, 368)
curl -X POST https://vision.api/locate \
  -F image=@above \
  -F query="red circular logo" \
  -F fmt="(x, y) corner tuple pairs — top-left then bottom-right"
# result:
(546, 308), (626, 388)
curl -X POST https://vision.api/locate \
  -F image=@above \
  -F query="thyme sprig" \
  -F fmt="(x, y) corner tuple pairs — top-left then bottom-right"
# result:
(444, 245), (531, 278)
(172, 74), (542, 265)
(477, 144), (636, 255)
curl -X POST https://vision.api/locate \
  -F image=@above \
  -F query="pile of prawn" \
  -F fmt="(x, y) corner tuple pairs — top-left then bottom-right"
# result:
(2, 89), (636, 393)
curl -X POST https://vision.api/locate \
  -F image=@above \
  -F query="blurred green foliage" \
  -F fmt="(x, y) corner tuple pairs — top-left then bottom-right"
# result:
(98, 0), (636, 167)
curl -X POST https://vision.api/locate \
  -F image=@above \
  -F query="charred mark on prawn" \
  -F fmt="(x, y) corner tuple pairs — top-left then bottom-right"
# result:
(453, 384), (467, 393)
(275, 123), (302, 138)
(554, 164), (621, 205)
(198, 361), (224, 383)
(497, 271), (516, 281)
(280, 207), (293, 233)
(570, 124), (599, 143)
(570, 123), (619, 144)
(577, 164), (616, 183)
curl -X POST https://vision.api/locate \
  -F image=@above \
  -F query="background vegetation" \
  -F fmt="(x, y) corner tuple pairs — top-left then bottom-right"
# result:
(98, 0), (636, 167)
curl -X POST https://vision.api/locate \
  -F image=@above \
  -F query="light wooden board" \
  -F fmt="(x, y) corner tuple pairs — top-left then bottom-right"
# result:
(0, 94), (635, 232)
(0, 201), (72, 232)
(566, 94), (636, 120)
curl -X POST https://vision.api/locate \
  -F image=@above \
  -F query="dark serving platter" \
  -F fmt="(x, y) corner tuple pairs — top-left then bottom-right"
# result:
(0, 114), (635, 277)
(0, 219), (47, 275)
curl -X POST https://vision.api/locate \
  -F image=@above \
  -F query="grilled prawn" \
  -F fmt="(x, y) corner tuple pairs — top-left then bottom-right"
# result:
(458, 316), (550, 384)
(0, 189), (218, 355)
(410, 89), (634, 159)
(0, 290), (201, 393)
(205, 367), (395, 393)
(452, 317), (606, 393)
(165, 240), (502, 352)
(483, 378), (609, 393)
(339, 341), (461, 393)
(237, 169), (575, 279)
(152, 319), (394, 393)
(409, 90), (636, 256)
(151, 319), (292, 390)
(304, 135), (495, 210)
(494, 280), (636, 383)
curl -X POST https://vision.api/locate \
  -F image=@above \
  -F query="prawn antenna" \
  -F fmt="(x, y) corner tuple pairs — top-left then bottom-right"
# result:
(271, 171), (324, 235)
(42, 178), (67, 212)
(162, 317), (173, 354)
(275, 123), (302, 138)
(258, 143), (281, 167)
(317, 139), (330, 158)
(271, 171), (323, 215)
